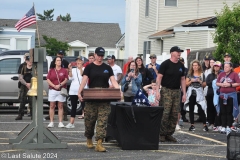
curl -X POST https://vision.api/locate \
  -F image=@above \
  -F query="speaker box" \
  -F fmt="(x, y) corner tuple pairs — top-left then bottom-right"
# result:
(227, 132), (240, 160)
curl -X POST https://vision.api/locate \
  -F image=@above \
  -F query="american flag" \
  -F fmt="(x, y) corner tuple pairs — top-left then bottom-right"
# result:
(132, 89), (151, 106)
(15, 6), (36, 32)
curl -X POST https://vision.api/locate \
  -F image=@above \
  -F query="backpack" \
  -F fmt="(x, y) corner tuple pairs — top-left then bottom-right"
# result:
(18, 64), (31, 88)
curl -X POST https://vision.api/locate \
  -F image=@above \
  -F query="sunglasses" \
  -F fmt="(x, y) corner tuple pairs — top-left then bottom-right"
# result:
(150, 57), (156, 59)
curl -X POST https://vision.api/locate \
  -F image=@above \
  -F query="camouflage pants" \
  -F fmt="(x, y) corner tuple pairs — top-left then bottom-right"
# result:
(84, 102), (111, 141)
(18, 85), (32, 116)
(159, 87), (180, 136)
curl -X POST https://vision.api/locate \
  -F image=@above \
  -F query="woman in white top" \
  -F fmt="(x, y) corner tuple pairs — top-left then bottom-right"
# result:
(66, 56), (87, 128)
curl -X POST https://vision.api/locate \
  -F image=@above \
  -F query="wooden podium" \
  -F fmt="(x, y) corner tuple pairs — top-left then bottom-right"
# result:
(83, 88), (121, 101)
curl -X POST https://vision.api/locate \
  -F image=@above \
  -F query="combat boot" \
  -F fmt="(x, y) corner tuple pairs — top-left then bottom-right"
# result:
(15, 114), (22, 120)
(86, 139), (94, 149)
(95, 139), (106, 152)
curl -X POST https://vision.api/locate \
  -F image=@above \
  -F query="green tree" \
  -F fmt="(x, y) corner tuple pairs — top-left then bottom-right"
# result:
(60, 13), (71, 21)
(42, 35), (70, 56)
(213, 2), (240, 64)
(37, 9), (54, 21)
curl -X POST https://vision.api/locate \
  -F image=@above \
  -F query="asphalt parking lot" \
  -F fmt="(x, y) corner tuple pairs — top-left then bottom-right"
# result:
(0, 114), (228, 160)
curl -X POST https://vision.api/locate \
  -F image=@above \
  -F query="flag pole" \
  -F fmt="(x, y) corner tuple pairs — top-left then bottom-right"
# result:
(33, 3), (41, 47)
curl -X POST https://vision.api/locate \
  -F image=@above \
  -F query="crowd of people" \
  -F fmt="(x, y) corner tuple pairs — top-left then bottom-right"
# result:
(15, 45), (240, 152)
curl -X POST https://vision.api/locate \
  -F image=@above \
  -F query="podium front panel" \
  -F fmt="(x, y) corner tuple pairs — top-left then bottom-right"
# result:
(107, 102), (164, 150)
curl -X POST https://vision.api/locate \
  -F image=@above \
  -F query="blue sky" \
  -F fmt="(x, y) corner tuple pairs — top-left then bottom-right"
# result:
(0, 0), (126, 33)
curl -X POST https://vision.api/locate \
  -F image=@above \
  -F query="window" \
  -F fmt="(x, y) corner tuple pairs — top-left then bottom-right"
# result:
(143, 41), (151, 56)
(165, 0), (177, 6)
(0, 58), (21, 74)
(145, 0), (149, 16)
(0, 39), (10, 45)
(16, 39), (28, 50)
(43, 60), (48, 74)
(74, 51), (80, 57)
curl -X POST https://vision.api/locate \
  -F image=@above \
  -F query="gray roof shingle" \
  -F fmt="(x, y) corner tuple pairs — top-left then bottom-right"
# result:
(0, 19), (122, 47)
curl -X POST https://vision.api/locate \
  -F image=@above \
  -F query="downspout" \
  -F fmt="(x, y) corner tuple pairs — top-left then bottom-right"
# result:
(156, 0), (159, 30)
(196, 52), (199, 60)
(160, 37), (163, 54)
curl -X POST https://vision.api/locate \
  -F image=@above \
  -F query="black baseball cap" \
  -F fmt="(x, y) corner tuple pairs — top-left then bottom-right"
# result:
(224, 53), (231, 57)
(149, 53), (157, 58)
(204, 55), (211, 60)
(107, 55), (116, 60)
(170, 46), (184, 53)
(57, 50), (65, 55)
(95, 47), (105, 56)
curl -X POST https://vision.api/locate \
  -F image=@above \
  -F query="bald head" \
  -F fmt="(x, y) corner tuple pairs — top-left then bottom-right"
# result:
(128, 56), (133, 62)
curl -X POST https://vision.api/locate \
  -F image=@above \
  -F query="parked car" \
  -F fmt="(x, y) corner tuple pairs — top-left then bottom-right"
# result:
(0, 54), (84, 114)
(0, 48), (9, 54)
(0, 50), (28, 56)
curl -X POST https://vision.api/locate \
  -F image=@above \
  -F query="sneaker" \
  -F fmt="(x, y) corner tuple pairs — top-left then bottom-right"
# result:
(220, 127), (226, 134)
(47, 122), (54, 128)
(15, 115), (22, 120)
(213, 127), (218, 132)
(175, 124), (181, 131)
(65, 123), (75, 129)
(226, 127), (231, 136)
(203, 125), (209, 131)
(165, 135), (177, 142)
(189, 125), (195, 131)
(208, 125), (214, 130)
(182, 116), (189, 122)
(218, 126), (222, 132)
(58, 122), (65, 128)
(231, 126), (237, 132)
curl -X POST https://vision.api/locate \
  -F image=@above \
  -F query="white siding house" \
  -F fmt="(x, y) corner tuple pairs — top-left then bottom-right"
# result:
(0, 27), (35, 50)
(125, 0), (239, 61)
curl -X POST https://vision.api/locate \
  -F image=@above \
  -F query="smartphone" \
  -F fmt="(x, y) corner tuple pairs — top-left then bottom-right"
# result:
(130, 69), (134, 73)
(71, 62), (76, 66)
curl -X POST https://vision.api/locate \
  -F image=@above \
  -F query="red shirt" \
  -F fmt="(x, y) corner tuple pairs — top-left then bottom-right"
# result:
(217, 71), (240, 93)
(83, 61), (90, 67)
(123, 62), (130, 75)
(47, 68), (68, 90)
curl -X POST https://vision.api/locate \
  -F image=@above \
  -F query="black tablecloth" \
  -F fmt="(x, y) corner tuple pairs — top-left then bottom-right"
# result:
(106, 102), (164, 150)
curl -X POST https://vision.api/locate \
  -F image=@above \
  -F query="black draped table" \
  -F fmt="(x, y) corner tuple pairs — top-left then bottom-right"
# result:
(106, 102), (164, 150)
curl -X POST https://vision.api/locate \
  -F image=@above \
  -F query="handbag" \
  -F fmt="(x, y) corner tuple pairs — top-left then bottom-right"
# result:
(123, 81), (130, 92)
(60, 88), (68, 97)
(55, 69), (68, 97)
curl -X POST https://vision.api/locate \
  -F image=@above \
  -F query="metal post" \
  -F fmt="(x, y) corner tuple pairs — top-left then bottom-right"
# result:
(9, 48), (67, 149)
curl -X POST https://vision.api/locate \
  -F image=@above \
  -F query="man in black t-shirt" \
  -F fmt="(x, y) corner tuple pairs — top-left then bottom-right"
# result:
(15, 55), (33, 120)
(156, 46), (186, 142)
(78, 47), (119, 152)
(45, 50), (70, 121)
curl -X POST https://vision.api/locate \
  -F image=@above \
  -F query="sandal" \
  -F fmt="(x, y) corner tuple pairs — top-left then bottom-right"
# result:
(78, 115), (84, 119)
